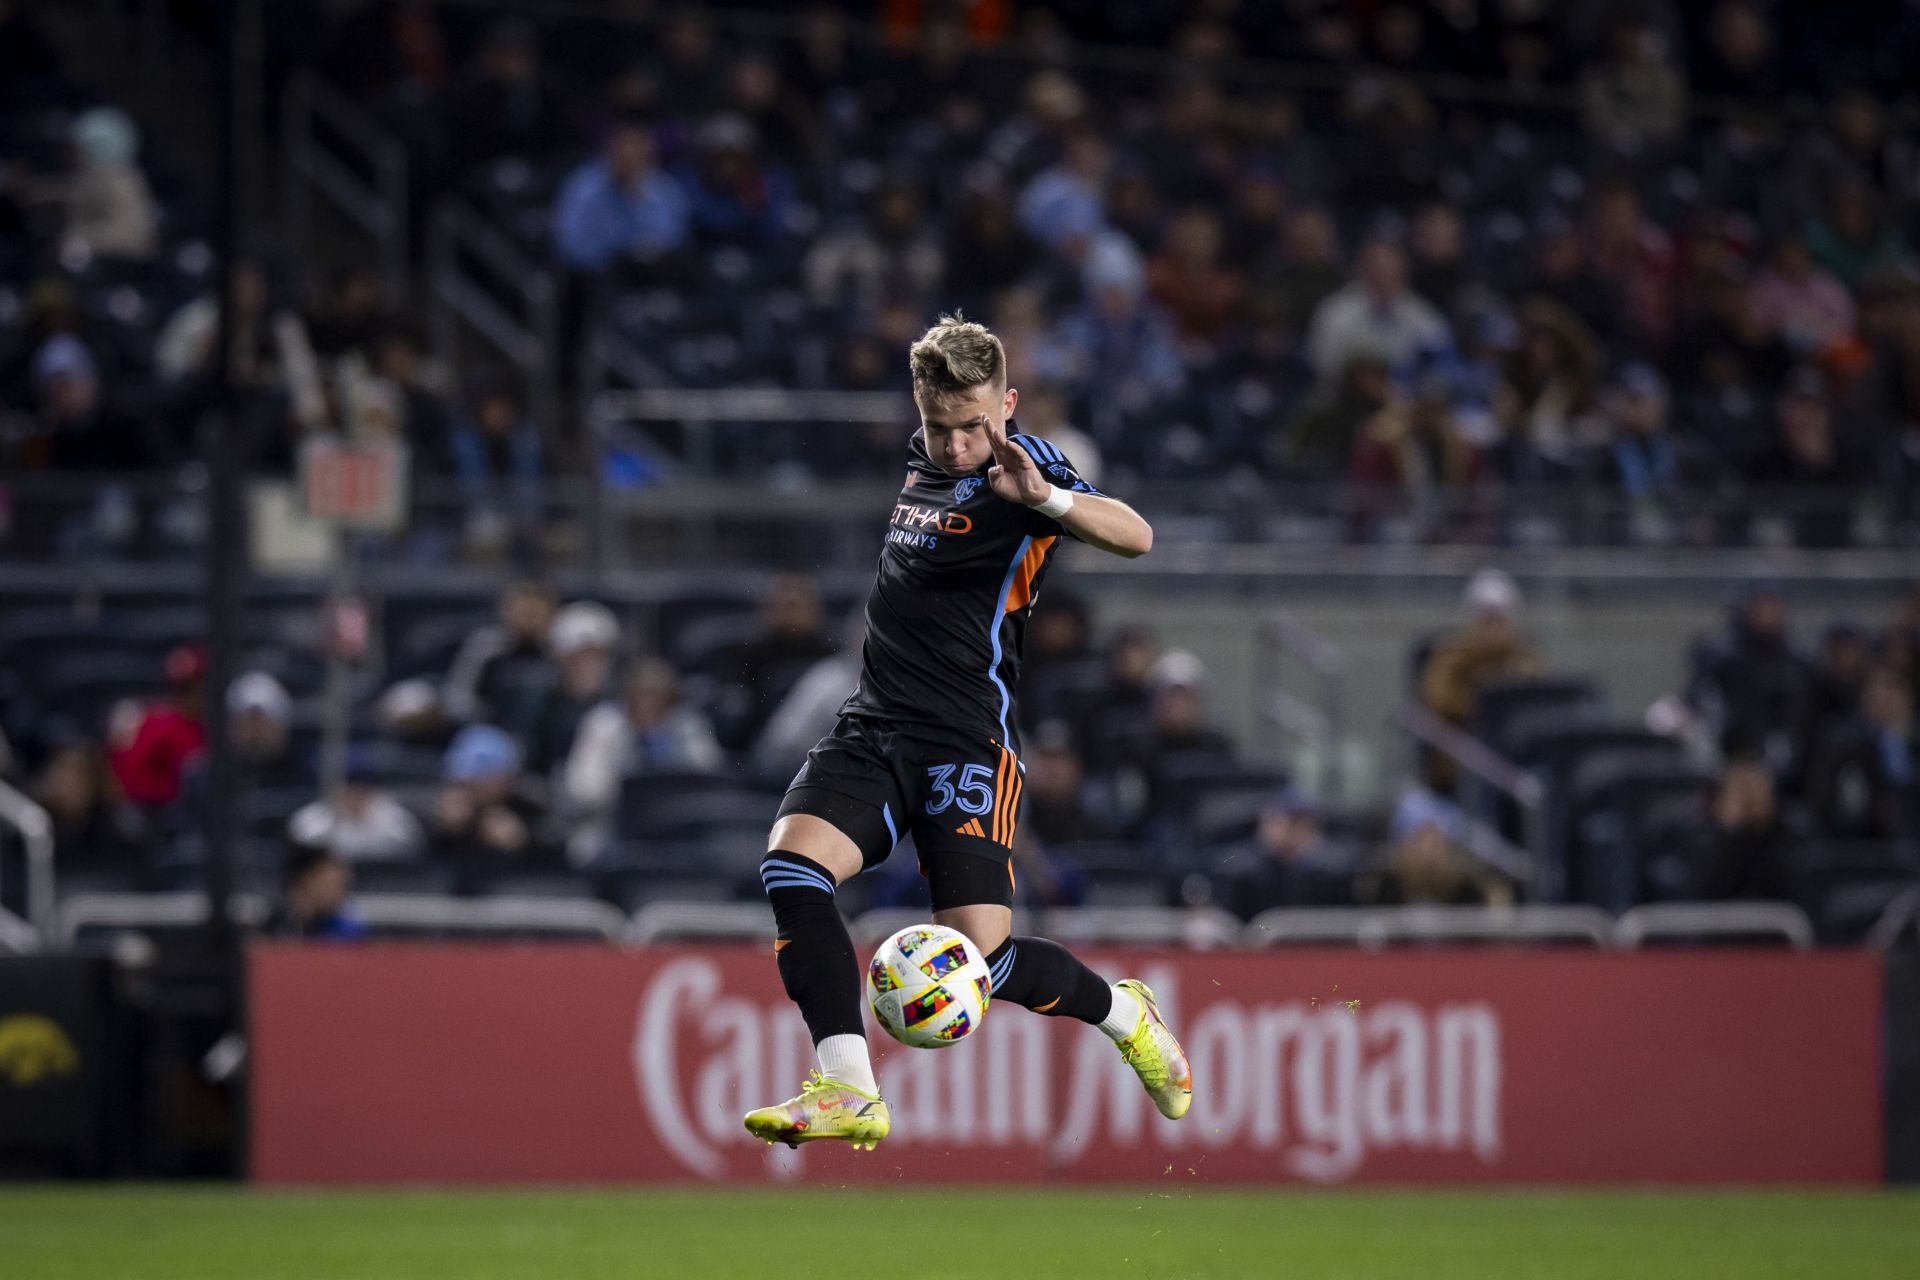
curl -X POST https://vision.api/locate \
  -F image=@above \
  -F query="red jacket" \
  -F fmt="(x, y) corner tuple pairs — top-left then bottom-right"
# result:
(110, 705), (205, 806)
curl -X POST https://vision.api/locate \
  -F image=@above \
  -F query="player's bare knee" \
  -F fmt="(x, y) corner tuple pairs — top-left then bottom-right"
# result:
(934, 903), (1011, 954)
(766, 814), (863, 883)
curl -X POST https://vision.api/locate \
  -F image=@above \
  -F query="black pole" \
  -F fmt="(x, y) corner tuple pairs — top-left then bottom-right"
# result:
(202, 0), (249, 960)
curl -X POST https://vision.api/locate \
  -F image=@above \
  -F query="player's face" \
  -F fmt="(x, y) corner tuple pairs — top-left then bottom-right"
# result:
(918, 382), (1016, 476)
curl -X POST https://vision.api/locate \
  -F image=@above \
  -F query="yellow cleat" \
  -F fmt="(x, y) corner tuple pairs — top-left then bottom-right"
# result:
(743, 1071), (890, 1150)
(1113, 979), (1192, 1121)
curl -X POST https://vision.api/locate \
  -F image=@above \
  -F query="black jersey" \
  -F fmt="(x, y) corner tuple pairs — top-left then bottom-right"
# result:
(840, 425), (1102, 752)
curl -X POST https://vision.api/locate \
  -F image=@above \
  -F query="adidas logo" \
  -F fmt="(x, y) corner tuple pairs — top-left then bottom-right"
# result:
(954, 818), (986, 837)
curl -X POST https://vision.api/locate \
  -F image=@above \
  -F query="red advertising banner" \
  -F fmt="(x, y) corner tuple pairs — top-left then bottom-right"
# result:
(249, 943), (1882, 1185)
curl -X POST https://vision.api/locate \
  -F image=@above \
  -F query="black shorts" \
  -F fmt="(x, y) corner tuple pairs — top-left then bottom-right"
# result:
(776, 714), (1022, 911)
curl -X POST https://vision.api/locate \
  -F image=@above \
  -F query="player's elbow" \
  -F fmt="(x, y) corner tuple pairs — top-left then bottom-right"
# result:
(1116, 519), (1153, 558)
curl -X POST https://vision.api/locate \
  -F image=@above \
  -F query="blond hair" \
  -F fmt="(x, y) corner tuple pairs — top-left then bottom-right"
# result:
(908, 314), (1005, 404)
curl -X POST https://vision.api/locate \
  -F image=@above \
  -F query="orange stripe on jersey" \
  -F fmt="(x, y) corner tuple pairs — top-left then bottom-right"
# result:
(1002, 536), (1057, 614)
(1004, 757), (1023, 847)
(992, 745), (1012, 844)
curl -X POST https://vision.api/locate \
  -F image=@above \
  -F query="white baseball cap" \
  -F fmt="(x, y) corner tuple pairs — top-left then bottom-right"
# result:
(548, 602), (619, 657)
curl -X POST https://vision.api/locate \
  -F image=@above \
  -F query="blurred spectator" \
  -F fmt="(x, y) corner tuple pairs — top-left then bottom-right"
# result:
(1803, 622), (1873, 763)
(303, 265), (387, 361)
(225, 672), (308, 792)
(449, 381), (544, 553)
(18, 334), (152, 471)
(1688, 582), (1811, 780)
(1278, 355), (1392, 478)
(444, 19), (572, 179)
(1080, 625), (1158, 752)
(431, 724), (550, 861)
(32, 740), (141, 869)
(1009, 827), (1091, 910)
(1305, 238), (1449, 386)
(270, 845), (368, 940)
(0, 0), (60, 101)
(1259, 207), (1345, 334)
(1018, 126), (1109, 250)
(721, 51), (812, 165)
(1113, 651), (1237, 832)
(1745, 368), (1860, 544)
(1526, 216), (1626, 346)
(518, 601), (622, 776)
(685, 114), (793, 248)
(155, 259), (283, 389)
(1050, 240), (1186, 422)
(752, 613), (862, 776)
(1146, 207), (1243, 347)
(1808, 665), (1918, 841)
(1408, 200), (1469, 313)
(1885, 585), (1920, 685)
(1022, 721), (1115, 846)
(442, 579), (558, 725)
(1421, 570), (1542, 727)
(1751, 235), (1856, 356)
(1350, 372), (1490, 524)
(552, 116), (690, 271)
(1360, 794), (1509, 906)
(108, 644), (206, 808)
(62, 107), (158, 262)
(656, 7), (720, 116)
(1217, 787), (1351, 918)
(716, 575), (838, 748)
(803, 181), (943, 311)
(168, 670), (308, 837)
(372, 323), (450, 455)
(942, 190), (1041, 319)
(561, 659), (722, 859)
(1580, 16), (1688, 150)
(1693, 1), (1779, 99)
(1597, 362), (1686, 527)
(1500, 299), (1602, 474)
(1017, 588), (1098, 733)
(1806, 178), (1913, 290)
(1689, 742), (1800, 900)
(1583, 182), (1676, 343)
(287, 754), (425, 863)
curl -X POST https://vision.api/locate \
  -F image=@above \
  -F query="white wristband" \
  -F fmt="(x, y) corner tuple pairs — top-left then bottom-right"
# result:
(1033, 484), (1075, 519)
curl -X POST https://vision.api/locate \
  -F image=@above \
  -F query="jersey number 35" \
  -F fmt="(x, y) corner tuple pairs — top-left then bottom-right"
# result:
(924, 763), (993, 816)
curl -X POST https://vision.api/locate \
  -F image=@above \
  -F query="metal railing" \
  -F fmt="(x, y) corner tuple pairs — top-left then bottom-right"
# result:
(1247, 902), (1812, 950)
(55, 891), (272, 947)
(355, 893), (624, 941)
(282, 72), (409, 307)
(1255, 613), (1346, 803)
(44, 891), (1819, 951)
(0, 779), (55, 944)
(4, 470), (1916, 574)
(1866, 887), (1920, 952)
(1395, 702), (1543, 889)
(1614, 902), (1815, 950)
(1246, 904), (1613, 949)
(426, 198), (560, 437)
(627, 902), (772, 946)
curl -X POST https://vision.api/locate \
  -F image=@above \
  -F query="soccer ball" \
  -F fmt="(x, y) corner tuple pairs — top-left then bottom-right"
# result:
(866, 924), (991, 1049)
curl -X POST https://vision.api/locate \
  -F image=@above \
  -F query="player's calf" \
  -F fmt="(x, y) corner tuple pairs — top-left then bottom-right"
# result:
(985, 938), (1192, 1121)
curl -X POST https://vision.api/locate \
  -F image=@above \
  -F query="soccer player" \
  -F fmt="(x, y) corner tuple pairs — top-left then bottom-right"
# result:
(745, 316), (1192, 1149)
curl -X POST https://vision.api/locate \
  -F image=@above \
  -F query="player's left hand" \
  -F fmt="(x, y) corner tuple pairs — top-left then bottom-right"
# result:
(984, 418), (1051, 508)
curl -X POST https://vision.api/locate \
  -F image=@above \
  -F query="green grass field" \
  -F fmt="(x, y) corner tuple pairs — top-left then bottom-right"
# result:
(2, 1186), (1915, 1279)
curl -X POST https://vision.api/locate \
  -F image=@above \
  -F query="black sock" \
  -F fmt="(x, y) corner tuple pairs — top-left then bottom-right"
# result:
(760, 852), (864, 1044)
(984, 936), (1114, 1025)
